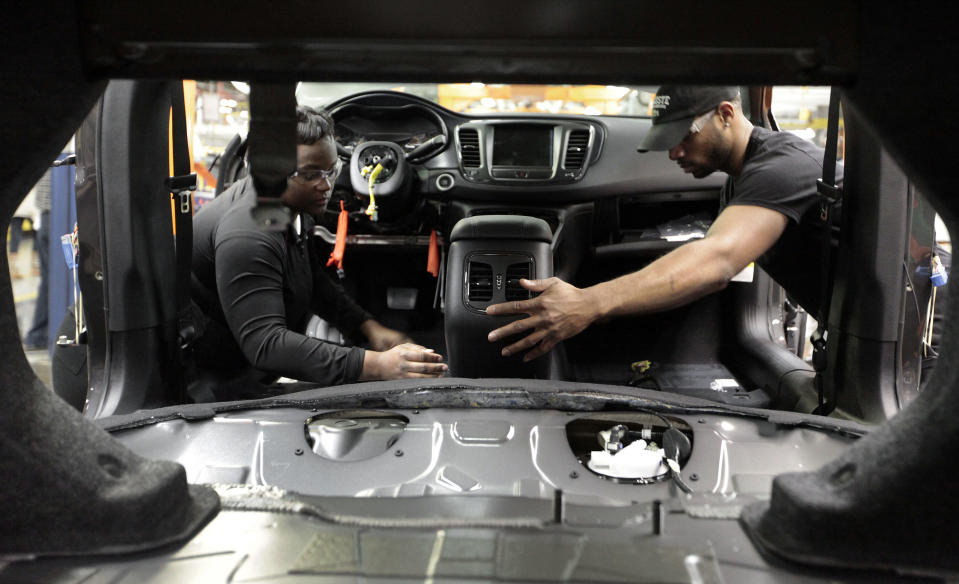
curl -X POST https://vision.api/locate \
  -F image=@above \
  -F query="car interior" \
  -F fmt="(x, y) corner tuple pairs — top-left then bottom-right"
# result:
(218, 86), (771, 397)
(69, 81), (915, 422)
(2, 1), (959, 581)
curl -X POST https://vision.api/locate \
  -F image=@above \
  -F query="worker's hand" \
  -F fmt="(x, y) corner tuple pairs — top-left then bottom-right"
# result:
(486, 277), (599, 362)
(360, 319), (413, 352)
(360, 343), (448, 380)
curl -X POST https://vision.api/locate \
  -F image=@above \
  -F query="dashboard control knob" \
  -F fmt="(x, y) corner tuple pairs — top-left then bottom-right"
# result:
(436, 173), (455, 191)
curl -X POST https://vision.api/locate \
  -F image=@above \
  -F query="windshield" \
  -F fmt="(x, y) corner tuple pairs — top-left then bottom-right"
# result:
(295, 82), (657, 116)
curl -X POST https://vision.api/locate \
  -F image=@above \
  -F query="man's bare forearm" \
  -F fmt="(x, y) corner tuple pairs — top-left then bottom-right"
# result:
(588, 238), (737, 320)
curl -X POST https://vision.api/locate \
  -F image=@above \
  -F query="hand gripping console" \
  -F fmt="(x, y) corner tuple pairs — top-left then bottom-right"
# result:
(444, 215), (553, 378)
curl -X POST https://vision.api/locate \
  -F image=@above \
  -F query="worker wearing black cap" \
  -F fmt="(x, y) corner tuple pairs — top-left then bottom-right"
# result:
(487, 86), (841, 362)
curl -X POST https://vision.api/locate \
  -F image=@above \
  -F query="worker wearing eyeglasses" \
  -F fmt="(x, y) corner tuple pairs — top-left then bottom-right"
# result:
(189, 105), (446, 401)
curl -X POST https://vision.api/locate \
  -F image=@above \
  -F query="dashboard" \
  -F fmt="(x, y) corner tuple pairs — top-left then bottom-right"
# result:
(333, 100), (448, 157)
(317, 89), (728, 290)
(325, 90), (725, 211)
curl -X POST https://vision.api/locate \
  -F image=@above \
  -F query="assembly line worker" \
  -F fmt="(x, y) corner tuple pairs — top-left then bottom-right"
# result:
(487, 86), (842, 361)
(190, 105), (446, 400)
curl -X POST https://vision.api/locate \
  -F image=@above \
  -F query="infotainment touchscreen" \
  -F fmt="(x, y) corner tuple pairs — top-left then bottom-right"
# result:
(492, 125), (551, 167)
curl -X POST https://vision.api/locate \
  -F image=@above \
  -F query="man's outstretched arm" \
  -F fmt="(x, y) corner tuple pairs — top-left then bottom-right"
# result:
(486, 204), (790, 361)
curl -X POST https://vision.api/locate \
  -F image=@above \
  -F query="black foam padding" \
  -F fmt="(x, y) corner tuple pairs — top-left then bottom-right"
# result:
(740, 300), (959, 574)
(0, 375), (220, 556)
(449, 215), (553, 243)
(0, 0), (219, 556)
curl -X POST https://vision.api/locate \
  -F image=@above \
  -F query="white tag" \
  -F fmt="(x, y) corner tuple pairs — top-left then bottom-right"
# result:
(731, 262), (754, 282)
(666, 458), (681, 474)
(709, 378), (740, 392)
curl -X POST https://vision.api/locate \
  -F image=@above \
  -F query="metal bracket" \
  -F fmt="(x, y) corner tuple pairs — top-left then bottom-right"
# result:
(166, 173), (197, 214)
(816, 178), (843, 205)
(166, 173), (197, 194)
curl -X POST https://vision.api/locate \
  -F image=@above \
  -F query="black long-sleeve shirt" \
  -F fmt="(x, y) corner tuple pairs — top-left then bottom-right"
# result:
(191, 177), (370, 385)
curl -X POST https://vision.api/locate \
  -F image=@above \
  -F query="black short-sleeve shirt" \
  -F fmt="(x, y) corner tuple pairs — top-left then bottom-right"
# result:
(720, 126), (843, 315)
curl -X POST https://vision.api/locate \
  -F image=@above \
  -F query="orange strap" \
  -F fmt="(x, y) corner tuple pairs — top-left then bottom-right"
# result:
(327, 201), (348, 270)
(427, 229), (440, 277)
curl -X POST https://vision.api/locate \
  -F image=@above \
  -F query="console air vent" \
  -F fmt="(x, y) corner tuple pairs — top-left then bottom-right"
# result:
(459, 128), (481, 168)
(563, 130), (589, 169)
(467, 262), (493, 302)
(505, 262), (532, 301)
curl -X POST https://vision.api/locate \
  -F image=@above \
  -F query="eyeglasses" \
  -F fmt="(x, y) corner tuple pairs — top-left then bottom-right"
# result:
(673, 109), (719, 148)
(289, 159), (343, 184)
(688, 108), (718, 134)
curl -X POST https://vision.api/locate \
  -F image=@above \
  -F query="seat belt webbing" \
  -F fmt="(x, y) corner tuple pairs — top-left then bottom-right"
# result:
(167, 81), (197, 347)
(811, 86), (843, 415)
(247, 83), (298, 231)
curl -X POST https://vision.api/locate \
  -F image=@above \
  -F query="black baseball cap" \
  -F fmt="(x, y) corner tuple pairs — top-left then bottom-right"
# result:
(637, 86), (740, 152)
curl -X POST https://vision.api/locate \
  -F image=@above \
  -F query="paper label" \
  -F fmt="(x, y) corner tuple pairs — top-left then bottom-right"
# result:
(731, 262), (754, 283)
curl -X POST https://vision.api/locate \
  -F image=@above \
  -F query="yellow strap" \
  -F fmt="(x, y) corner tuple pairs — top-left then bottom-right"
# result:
(365, 163), (384, 220)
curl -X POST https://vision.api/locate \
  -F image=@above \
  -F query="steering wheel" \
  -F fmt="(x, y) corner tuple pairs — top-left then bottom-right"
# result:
(348, 141), (412, 221)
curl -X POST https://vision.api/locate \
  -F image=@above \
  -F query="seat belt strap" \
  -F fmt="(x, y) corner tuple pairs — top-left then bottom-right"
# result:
(811, 86), (843, 415)
(166, 81), (197, 348)
(817, 87), (842, 209)
(248, 83), (297, 231)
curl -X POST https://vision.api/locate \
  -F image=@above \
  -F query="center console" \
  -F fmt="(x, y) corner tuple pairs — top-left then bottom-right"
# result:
(444, 215), (553, 379)
(455, 120), (599, 185)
